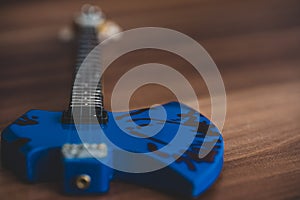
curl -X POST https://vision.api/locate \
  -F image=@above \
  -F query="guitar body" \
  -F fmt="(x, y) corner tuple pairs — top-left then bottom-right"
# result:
(1, 101), (223, 197)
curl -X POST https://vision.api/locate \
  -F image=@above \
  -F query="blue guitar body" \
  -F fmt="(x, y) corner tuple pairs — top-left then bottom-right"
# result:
(1, 102), (223, 197)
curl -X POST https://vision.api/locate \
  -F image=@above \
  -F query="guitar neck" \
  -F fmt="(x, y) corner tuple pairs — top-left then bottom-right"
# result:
(71, 27), (104, 111)
(62, 8), (107, 124)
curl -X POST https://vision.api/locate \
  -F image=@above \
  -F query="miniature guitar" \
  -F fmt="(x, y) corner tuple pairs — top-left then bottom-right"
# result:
(1, 5), (224, 198)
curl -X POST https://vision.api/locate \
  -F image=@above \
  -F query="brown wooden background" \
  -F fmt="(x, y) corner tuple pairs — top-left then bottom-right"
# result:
(0, 0), (300, 199)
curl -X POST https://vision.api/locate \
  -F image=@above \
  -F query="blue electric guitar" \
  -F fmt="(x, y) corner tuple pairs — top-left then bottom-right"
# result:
(1, 5), (224, 198)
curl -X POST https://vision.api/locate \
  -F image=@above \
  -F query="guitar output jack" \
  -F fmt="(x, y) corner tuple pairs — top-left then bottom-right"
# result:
(75, 174), (91, 190)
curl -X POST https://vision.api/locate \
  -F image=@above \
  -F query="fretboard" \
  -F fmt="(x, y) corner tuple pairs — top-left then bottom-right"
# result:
(62, 27), (107, 124)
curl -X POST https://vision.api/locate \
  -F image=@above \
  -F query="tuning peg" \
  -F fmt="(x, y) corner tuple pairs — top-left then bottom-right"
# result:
(97, 20), (122, 41)
(58, 25), (75, 42)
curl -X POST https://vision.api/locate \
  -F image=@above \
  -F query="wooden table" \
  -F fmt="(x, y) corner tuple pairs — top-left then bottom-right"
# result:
(0, 0), (299, 199)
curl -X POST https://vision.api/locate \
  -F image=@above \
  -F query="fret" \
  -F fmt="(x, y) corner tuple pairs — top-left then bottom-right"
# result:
(72, 84), (101, 87)
(70, 102), (103, 104)
(71, 100), (103, 103)
(71, 95), (103, 99)
(70, 105), (103, 107)
(74, 77), (101, 80)
(72, 90), (102, 94)
(71, 92), (102, 95)
(72, 92), (102, 95)
(71, 100), (103, 102)
(71, 97), (103, 100)
(70, 104), (104, 108)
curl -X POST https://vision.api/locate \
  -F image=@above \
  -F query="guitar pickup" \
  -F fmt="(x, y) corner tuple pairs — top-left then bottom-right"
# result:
(61, 143), (113, 195)
(61, 109), (108, 124)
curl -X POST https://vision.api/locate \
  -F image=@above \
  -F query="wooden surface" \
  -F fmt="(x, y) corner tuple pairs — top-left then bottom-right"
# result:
(1, 0), (300, 199)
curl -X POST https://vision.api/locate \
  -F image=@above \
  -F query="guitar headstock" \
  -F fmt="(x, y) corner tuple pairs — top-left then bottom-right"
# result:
(59, 4), (121, 42)
(75, 4), (121, 41)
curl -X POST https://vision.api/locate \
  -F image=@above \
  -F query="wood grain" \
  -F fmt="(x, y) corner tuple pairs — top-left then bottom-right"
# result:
(0, 0), (299, 199)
